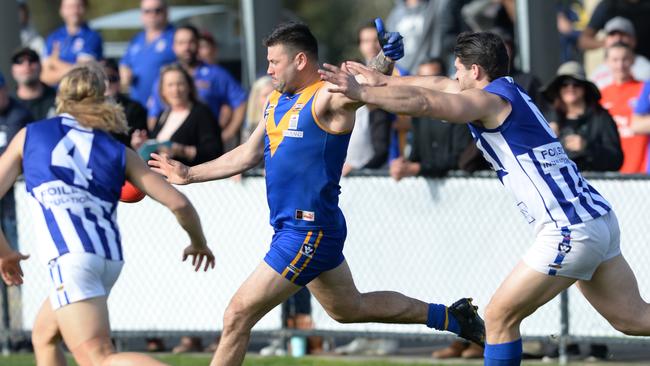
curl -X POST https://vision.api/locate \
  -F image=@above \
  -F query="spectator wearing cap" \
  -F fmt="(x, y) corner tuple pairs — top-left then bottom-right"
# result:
(589, 16), (650, 89)
(17, 1), (45, 58)
(103, 59), (148, 149)
(579, 0), (650, 60)
(542, 61), (623, 172)
(198, 31), (219, 65)
(120, 0), (176, 108)
(148, 25), (247, 151)
(600, 42), (646, 174)
(0, 71), (33, 250)
(41, 0), (103, 86)
(11, 47), (56, 121)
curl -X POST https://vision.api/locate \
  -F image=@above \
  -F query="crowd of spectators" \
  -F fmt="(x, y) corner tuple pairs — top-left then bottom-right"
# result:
(7, 0), (648, 182)
(3, 0), (650, 359)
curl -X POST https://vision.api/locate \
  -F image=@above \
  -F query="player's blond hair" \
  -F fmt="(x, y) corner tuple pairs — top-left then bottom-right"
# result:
(56, 63), (128, 134)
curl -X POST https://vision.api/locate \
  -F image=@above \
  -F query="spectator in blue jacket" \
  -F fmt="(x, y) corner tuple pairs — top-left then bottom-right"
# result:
(120, 0), (177, 107)
(41, 0), (103, 86)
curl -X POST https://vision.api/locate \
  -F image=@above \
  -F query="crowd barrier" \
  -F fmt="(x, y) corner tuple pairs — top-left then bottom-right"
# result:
(11, 173), (650, 341)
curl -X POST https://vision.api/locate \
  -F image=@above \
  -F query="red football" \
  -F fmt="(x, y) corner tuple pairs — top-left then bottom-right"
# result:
(120, 180), (146, 203)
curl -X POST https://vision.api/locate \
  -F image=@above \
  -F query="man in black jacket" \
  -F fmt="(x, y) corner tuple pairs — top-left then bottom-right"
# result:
(0, 71), (32, 249)
(390, 58), (474, 180)
(11, 47), (56, 121)
(103, 59), (148, 148)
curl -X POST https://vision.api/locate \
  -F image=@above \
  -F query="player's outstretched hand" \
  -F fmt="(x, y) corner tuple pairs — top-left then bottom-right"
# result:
(148, 152), (190, 185)
(375, 18), (404, 61)
(183, 244), (215, 272)
(344, 61), (387, 87)
(319, 63), (363, 101)
(0, 251), (29, 286)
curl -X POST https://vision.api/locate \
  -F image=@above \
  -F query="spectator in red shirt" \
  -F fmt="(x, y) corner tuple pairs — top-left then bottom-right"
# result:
(599, 42), (646, 174)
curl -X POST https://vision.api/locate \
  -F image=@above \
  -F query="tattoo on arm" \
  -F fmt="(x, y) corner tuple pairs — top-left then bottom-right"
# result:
(368, 51), (394, 75)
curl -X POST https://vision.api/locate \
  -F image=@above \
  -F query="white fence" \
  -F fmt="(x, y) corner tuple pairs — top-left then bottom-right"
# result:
(14, 175), (650, 339)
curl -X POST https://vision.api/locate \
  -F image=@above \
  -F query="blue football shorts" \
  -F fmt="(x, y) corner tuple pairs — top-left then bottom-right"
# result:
(264, 227), (346, 286)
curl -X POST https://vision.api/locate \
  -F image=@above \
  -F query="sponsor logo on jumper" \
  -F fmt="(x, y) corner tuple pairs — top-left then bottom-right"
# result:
(532, 142), (572, 173)
(32, 180), (112, 212)
(289, 114), (299, 129)
(295, 210), (315, 221)
(283, 130), (304, 138)
(293, 103), (305, 111)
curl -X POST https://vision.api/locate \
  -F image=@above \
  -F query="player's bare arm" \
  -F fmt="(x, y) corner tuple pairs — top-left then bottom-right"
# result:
(389, 73), (461, 93)
(316, 62), (397, 134)
(127, 148), (215, 271)
(148, 115), (266, 184)
(321, 63), (509, 129)
(313, 17), (404, 133)
(0, 129), (30, 285)
(315, 54), (401, 132)
(340, 61), (461, 93)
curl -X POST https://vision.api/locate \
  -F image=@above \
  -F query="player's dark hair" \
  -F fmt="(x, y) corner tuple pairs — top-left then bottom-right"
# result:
(454, 32), (509, 81)
(263, 21), (318, 59)
(175, 24), (200, 42)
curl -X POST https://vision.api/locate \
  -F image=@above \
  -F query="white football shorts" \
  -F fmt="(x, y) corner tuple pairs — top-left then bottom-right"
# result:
(47, 252), (123, 310)
(523, 210), (621, 280)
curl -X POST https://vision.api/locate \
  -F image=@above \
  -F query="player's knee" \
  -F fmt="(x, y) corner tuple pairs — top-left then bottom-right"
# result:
(484, 300), (519, 330)
(71, 337), (114, 366)
(610, 317), (647, 336)
(31, 321), (60, 348)
(323, 300), (361, 323)
(328, 311), (356, 324)
(222, 301), (255, 333)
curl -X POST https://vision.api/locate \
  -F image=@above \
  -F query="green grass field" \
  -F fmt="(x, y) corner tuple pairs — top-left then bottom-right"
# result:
(0, 354), (438, 366)
(3, 354), (650, 366)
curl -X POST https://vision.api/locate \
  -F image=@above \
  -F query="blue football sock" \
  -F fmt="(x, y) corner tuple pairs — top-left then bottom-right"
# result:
(484, 339), (523, 366)
(426, 303), (460, 334)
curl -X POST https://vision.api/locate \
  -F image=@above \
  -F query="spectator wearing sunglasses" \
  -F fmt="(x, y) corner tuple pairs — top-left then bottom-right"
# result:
(120, 0), (176, 107)
(103, 59), (148, 149)
(542, 61), (623, 172)
(11, 47), (56, 121)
